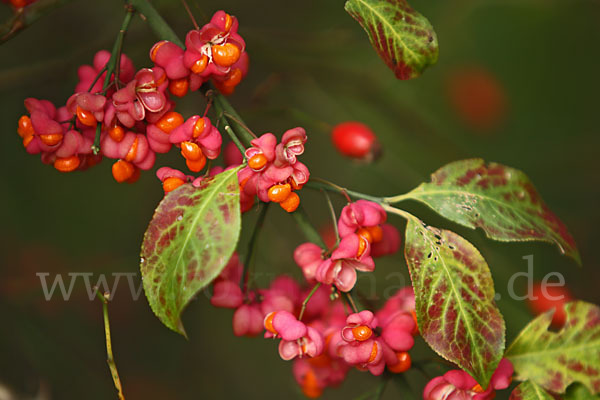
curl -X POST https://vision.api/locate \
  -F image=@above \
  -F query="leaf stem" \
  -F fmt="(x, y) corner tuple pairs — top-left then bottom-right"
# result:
(95, 290), (125, 400)
(298, 282), (321, 321)
(382, 192), (413, 204)
(380, 203), (418, 222)
(306, 179), (384, 203)
(241, 202), (270, 294)
(91, 5), (135, 154)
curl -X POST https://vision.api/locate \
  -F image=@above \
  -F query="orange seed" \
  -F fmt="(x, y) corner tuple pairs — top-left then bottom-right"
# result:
(112, 160), (135, 183)
(248, 153), (267, 171)
(169, 78), (189, 97)
(39, 133), (63, 146)
(212, 43), (241, 68)
(17, 115), (34, 138)
(186, 154), (206, 172)
(267, 184), (292, 203)
(76, 106), (97, 127)
(388, 352), (411, 373)
(54, 155), (80, 172)
(163, 177), (185, 193)
(279, 192), (300, 213)
(156, 111), (184, 134)
(351, 325), (373, 341)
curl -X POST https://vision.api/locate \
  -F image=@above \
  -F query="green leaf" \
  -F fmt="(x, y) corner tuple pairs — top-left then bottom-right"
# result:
(509, 381), (554, 400)
(140, 167), (242, 335)
(506, 301), (600, 395)
(404, 218), (505, 388)
(401, 159), (580, 264)
(344, 0), (438, 80)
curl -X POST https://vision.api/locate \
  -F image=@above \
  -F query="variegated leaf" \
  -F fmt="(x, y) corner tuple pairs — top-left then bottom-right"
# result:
(345, 0), (438, 80)
(140, 167), (242, 335)
(403, 159), (580, 264)
(404, 218), (505, 387)
(506, 301), (600, 395)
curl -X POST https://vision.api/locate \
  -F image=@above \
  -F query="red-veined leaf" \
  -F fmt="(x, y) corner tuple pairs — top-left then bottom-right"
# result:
(140, 167), (242, 336)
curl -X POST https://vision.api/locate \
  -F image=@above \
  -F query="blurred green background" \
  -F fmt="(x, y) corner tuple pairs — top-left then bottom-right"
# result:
(1, 0), (599, 398)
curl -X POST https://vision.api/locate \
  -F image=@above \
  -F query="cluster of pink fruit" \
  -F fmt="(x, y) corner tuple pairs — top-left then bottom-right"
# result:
(209, 199), (514, 399)
(15, 11), (247, 184)
(16, 10), (319, 214)
(211, 252), (418, 398)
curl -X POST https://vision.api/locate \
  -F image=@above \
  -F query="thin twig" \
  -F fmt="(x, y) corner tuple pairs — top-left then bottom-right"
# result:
(344, 291), (360, 313)
(212, 92), (255, 146)
(223, 111), (258, 139)
(95, 290), (125, 400)
(298, 283), (321, 321)
(91, 6), (135, 154)
(181, 0), (199, 29)
(307, 178), (385, 204)
(241, 202), (270, 294)
(321, 189), (340, 250)
(87, 65), (108, 92)
(212, 93), (247, 156)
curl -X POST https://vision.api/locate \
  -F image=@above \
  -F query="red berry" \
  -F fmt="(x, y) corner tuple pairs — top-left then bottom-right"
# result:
(446, 66), (506, 131)
(528, 282), (572, 327)
(331, 121), (379, 160)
